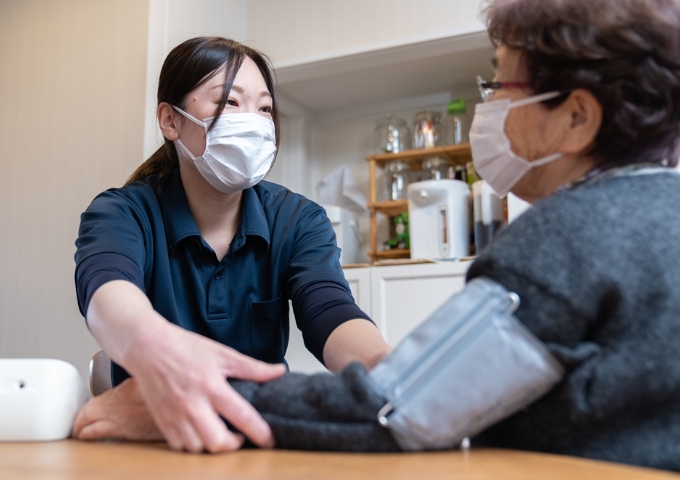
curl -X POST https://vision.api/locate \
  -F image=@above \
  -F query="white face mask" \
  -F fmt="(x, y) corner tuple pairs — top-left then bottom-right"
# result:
(173, 107), (277, 194)
(469, 91), (563, 198)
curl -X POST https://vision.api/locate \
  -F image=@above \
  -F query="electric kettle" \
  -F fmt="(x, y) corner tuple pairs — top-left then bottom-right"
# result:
(407, 180), (470, 261)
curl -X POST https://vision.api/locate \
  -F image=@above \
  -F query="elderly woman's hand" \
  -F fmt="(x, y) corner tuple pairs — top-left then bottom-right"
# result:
(73, 377), (162, 441)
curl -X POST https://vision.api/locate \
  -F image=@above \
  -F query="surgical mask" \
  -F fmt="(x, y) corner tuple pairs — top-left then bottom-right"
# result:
(173, 107), (277, 194)
(469, 92), (563, 198)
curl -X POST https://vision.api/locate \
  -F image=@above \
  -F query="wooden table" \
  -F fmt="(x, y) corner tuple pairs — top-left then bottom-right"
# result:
(0, 440), (678, 479)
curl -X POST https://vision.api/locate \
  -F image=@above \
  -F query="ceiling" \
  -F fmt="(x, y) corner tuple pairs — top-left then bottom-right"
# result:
(275, 31), (495, 116)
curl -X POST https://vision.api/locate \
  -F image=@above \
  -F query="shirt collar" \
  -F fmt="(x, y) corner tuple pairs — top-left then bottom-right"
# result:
(238, 185), (270, 251)
(161, 170), (201, 248)
(161, 170), (270, 251)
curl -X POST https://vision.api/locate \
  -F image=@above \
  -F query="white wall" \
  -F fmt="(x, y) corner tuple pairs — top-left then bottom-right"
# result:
(0, 0), (149, 375)
(246, 0), (485, 66)
(144, 0), (249, 158)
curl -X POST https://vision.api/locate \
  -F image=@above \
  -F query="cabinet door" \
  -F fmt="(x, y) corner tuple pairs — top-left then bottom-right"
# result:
(370, 261), (471, 346)
(285, 267), (371, 373)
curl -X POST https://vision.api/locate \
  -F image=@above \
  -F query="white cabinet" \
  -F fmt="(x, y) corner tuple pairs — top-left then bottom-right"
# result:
(370, 261), (471, 346)
(285, 261), (471, 372)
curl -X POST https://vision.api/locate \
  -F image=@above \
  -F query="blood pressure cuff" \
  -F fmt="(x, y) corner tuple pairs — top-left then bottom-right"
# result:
(368, 276), (565, 451)
(230, 277), (563, 452)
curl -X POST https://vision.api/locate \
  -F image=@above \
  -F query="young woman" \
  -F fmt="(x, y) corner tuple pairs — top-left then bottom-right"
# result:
(73, 37), (391, 453)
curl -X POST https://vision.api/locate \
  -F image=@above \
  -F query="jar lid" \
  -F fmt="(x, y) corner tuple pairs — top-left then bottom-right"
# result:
(413, 111), (441, 122)
(447, 98), (467, 114)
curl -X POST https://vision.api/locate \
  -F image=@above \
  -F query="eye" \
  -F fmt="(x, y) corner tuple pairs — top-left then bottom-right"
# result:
(226, 98), (238, 107)
(260, 105), (272, 114)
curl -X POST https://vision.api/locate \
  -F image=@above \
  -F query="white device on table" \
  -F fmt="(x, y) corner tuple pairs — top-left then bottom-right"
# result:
(0, 359), (89, 441)
(408, 179), (470, 261)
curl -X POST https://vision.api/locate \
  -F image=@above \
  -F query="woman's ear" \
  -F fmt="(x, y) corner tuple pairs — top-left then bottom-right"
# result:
(157, 102), (182, 141)
(558, 89), (602, 155)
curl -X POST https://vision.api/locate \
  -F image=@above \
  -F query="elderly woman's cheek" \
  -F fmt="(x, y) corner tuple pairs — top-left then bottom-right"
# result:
(504, 110), (533, 158)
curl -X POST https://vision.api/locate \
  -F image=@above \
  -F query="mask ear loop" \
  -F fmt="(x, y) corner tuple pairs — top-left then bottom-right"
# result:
(172, 106), (207, 130)
(509, 91), (564, 109)
(171, 106), (209, 160)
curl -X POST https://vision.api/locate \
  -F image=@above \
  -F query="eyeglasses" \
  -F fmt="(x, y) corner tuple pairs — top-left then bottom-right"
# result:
(476, 75), (532, 102)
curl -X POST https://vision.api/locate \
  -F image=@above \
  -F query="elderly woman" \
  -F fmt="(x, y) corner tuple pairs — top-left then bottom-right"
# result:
(460, 0), (680, 468)
(74, 0), (680, 471)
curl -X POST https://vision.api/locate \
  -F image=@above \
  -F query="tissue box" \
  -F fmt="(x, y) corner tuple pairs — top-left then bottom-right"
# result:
(322, 205), (362, 265)
(0, 359), (89, 441)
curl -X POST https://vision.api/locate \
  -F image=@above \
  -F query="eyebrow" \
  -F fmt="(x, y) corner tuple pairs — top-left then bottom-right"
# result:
(229, 84), (272, 98)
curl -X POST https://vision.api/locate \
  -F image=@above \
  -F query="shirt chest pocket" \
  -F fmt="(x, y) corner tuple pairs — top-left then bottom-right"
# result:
(250, 293), (286, 364)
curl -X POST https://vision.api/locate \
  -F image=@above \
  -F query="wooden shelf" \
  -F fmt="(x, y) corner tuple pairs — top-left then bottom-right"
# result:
(366, 144), (473, 264)
(367, 200), (408, 216)
(366, 144), (472, 170)
(369, 249), (411, 260)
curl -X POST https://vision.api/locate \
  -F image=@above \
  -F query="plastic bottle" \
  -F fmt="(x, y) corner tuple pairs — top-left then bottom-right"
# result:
(444, 98), (469, 145)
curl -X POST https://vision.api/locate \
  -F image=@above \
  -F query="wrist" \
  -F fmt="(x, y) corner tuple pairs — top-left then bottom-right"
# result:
(119, 312), (171, 373)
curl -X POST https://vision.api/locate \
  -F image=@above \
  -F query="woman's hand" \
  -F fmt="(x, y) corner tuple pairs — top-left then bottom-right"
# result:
(127, 323), (285, 452)
(85, 281), (286, 453)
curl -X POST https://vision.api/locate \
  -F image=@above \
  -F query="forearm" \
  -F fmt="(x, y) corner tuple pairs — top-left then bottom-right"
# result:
(322, 319), (392, 373)
(86, 280), (171, 372)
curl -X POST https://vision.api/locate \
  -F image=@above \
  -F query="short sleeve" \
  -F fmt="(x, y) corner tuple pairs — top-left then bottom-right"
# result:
(74, 252), (146, 317)
(284, 204), (349, 296)
(291, 280), (373, 363)
(74, 188), (154, 272)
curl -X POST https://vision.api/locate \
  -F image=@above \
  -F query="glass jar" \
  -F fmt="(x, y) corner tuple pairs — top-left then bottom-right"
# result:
(420, 158), (467, 182)
(413, 111), (442, 150)
(443, 98), (470, 145)
(422, 157), (452, 181)
(382, 160), (411, 201)
(374, 115), (410, 154)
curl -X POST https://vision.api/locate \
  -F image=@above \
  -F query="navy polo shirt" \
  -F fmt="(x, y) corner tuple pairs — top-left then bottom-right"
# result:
(75, 170), (370, 385)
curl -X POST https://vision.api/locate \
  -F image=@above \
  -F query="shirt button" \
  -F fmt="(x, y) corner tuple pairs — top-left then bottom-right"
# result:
(214, 274), (220, 280)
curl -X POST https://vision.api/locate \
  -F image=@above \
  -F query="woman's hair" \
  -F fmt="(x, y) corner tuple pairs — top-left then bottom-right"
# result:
(484, 0), (680, 167)
(125, 36), (280, 186)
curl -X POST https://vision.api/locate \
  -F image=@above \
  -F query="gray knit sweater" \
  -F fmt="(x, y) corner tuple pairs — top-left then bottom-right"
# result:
(468, 167), (680, 471)
(231, 168), (680, 471)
